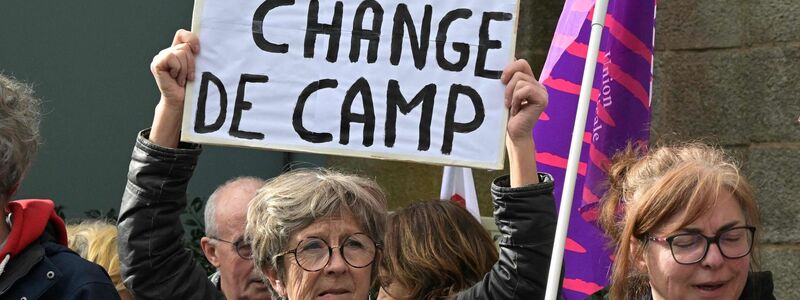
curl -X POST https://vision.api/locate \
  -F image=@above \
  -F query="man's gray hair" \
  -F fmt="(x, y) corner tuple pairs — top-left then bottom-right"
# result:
(204, 176), (265, 237)
(0, 74), (41, 201)
(246, 168), (387, 299)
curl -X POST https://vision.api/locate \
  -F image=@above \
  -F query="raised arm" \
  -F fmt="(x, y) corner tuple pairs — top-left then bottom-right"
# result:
(455, 59), (556, 300)
(149, 29), (199, 147)
(118, 30), (223, 300)
(501, 59), (548, 187)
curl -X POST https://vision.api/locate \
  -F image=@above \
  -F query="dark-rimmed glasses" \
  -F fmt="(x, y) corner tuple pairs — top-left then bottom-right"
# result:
(277, 233), (380, 272)
(646, 226), (756, 265)
(210, 236), (253, 260)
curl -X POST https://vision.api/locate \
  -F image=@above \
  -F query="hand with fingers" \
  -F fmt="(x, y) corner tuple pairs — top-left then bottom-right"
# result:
(501, 58), (549, 143)
(500, 59), (549, 187)
(149, 29), (200, 148)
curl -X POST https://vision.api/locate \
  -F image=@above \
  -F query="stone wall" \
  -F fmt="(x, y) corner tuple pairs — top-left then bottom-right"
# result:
(654, 1), (800, 298)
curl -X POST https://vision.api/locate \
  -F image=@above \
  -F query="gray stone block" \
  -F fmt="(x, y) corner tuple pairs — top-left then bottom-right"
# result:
(655, 0), (746, 50)
(744, 0), (800, 44)
(516, 0), (561, 74)
(651, 50), (755, 145)
(744, 47), (800, 143)
(760, 246), (800, 299)
(746, 145), (800, 243)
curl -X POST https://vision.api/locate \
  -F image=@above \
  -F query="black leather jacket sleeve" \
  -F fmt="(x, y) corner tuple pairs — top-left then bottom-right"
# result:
(455, 173), (558, 300)
(117, 129), (224, 300)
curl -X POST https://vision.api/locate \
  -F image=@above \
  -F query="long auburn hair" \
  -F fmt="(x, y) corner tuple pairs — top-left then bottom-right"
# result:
(598, 143), (762, 300)
(381, 200), (498, 300)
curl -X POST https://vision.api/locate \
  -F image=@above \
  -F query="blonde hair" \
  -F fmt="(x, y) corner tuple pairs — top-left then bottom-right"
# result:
(67, 220), (128, 293)
(246, 168), (387, 299)
(598, 143), (761, 300)
(381, 200), (498, 300)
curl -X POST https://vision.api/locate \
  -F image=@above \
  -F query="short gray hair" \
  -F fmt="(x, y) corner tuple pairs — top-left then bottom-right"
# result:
(246, 168), (387, 293)
(0, 74), (41, 201)
(204, 176), (266, 237)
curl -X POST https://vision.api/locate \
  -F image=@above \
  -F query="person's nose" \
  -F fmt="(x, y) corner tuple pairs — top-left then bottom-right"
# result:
(701, 242), (724, 268)
(324, 246), (348, 274)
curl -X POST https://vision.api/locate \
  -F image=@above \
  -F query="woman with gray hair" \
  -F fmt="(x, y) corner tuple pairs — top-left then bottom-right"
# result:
(246, 168), (387, 300)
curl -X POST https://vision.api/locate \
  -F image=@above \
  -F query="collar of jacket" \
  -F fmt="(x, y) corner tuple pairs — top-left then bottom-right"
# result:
(0, 199), (68, 274)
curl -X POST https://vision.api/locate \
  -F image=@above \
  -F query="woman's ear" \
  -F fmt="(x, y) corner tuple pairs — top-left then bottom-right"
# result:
(265, 267), (287, 296)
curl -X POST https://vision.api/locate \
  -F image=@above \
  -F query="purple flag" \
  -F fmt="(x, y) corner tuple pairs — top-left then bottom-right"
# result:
(534, 0), (656, 298)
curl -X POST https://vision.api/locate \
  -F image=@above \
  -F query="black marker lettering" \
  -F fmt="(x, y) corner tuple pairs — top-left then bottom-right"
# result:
(195, 72), (227, 134)
(436, 9), (472, 72)
(294, 79), (338, 143)
(385, 80), (436, 151)
(442, 84), (484, 155)
(475, 12), (512, 79)
(350, 0), (383, 63)
(305, 0), (344, 63)
(252, 0), (295, 53)
(230, 74), (268, 140)
(390, 4), (432, 70)
(340, 77), (375, 147)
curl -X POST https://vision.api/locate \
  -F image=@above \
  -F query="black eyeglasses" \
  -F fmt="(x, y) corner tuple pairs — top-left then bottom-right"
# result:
(211, 236), (253, 260)
(646, 226), (756, 265)
(277, 233), (380, 272)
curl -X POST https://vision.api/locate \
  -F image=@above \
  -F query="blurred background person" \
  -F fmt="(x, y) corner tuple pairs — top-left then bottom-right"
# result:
(68, 220), (134, 300)
(379, 200), (498, 299)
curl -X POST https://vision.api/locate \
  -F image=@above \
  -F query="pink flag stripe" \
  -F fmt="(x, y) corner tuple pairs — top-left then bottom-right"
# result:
(608, 63), (650, 108)
(541, 111), (551, 121)
(537, 152), (588, 176)
(596, 103), (617, 127)
(566, 238), (588, 253)
(582, 186), (600, 204)
(565, 42), (609, 64)
(542, 78), (600, 102)
(589, 144), (612, 171)
(586, 7), (653, 65)
(563, 278), (605, 295)
(542, 77), (616, 126)
(606, 14), (653, 65)
(583, 132), (592, 144)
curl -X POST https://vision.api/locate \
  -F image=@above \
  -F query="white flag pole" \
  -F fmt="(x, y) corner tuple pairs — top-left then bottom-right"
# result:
(544, 1), (610, 299)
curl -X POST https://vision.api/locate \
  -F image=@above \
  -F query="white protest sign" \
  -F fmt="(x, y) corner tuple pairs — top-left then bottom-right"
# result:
(182, 0), (519, 169)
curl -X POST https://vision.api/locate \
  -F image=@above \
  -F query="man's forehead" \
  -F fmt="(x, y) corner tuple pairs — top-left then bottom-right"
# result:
(214, 180), (261, 234)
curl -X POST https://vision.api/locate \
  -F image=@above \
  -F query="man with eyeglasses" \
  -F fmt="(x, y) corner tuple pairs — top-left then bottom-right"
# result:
(118, 30), (271, 300)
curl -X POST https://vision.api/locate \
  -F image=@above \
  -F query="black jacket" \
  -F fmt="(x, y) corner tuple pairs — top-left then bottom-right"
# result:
(456, 173), (558, 300)
(1, 199), (119, 299)
(118, 129), (224, 300)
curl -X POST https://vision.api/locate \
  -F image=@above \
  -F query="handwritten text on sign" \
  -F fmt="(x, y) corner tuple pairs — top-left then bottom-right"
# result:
(182, 0), (518, 169)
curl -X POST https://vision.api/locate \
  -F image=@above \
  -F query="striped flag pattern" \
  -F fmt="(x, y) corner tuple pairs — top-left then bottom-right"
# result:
(535, 0), (656, 298)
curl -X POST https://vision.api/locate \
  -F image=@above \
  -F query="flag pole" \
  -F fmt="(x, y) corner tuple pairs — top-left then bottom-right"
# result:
(544, 0), (610, 299)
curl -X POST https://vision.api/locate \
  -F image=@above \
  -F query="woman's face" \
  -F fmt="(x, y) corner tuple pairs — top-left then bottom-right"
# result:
(639, 190), (752, 300)
(270, 215), (375, 300)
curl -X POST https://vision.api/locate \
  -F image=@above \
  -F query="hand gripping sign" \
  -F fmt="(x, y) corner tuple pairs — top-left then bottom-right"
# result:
(182, 0), (519, 169)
